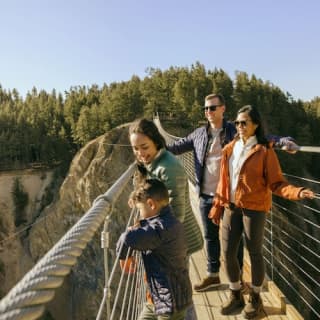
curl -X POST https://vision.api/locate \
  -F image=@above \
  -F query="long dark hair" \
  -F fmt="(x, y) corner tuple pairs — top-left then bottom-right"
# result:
(129, 118), (166, 150)
(129, 118), (167, 183)
(236, 105), (269, 147)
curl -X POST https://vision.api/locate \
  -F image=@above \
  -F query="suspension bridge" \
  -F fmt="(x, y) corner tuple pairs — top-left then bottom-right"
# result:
(0, 117), (319, 320)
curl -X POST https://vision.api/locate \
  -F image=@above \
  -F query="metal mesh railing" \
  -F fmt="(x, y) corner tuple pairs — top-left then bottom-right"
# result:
(153, 116), (197, 185)
(264, 175), (320, 319)
(96, 206), (147, 320)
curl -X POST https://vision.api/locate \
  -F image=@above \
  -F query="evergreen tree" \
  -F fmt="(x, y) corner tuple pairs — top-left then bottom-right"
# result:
(11, 177), (29, 226)
(0, 64), (319, 179)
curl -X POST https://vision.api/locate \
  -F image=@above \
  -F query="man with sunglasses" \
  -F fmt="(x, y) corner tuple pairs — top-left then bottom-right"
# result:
(167, 93), (298, 292)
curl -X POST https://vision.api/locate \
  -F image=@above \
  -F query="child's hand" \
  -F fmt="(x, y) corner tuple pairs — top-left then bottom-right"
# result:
(128, 198), (135, 208)
(128, 219), (140, 230)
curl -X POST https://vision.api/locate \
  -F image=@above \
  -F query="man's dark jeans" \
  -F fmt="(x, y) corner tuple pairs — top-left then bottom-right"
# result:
(199, 194), (244, 274)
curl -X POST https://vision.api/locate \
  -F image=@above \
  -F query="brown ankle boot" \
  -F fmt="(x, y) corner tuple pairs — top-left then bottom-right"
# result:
(220, 289), (244, 315)
(193, 275), (221, 292)
(243, 290), (263, 319)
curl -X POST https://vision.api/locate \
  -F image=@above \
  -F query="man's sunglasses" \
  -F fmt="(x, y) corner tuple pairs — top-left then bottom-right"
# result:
(234, 120), (252, 127)
(203, 105), (222, 112)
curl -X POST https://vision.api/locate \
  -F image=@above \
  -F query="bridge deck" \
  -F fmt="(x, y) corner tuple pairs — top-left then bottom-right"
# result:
(188, 184), (302, 320)
(189, 248), (290, 319)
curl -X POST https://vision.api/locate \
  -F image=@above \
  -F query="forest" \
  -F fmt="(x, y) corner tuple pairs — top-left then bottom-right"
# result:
(0, 62), (319, 178)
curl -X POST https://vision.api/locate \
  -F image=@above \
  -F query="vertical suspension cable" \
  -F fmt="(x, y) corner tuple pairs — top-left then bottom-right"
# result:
(270, 207), (274, 281)
(101, 215), (111, 319)
(119, 250), (138, 319)
(125, 265), (137, 320)
(131, 266), (139, 320)
(134, 252), (144, 319)
(136, 254), (146, 317)
(96, 206), (137, 320)
(109, 246), (134, 320)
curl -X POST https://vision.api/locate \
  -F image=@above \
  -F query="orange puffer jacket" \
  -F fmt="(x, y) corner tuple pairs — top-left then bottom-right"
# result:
(209, 140), (303, 220)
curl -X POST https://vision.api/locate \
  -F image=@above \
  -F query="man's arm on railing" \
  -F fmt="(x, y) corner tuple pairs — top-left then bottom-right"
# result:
(267, 134), (299, 153)
(166, 133), (195, 155)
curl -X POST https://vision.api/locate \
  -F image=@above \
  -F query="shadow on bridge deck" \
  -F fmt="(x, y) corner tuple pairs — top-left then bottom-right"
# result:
(188, 183), (302, 320)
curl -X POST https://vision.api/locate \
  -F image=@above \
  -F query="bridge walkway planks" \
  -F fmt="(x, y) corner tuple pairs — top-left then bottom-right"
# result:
(188, 183), (302, 320)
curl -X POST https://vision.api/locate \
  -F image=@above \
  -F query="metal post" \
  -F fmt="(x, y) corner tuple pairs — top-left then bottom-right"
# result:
(101, 215), (111, 319)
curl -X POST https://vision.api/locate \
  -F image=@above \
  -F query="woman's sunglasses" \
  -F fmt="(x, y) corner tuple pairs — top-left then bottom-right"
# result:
(234, 120), (252, 127)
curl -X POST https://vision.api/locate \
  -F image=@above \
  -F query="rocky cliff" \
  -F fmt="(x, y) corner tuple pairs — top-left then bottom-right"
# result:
(0, 169), (55, 297)
(0, 123), (135, 319)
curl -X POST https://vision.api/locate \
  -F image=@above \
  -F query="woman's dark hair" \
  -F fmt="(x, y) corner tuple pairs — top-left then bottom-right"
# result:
(236, 105), (269, 147)
(129, 118), (166, 150)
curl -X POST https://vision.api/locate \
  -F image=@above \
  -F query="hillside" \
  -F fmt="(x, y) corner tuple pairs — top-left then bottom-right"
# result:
(0, 123), (135, 320)
(0, 169), (54, 296)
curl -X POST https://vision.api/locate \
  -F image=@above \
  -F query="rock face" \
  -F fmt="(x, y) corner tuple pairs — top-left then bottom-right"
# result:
(0, 169), (54, 297)
(1, 124), (135, 320)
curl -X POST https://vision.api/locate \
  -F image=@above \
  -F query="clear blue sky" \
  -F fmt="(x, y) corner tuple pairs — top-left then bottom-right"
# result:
(1, 0), (319, 101)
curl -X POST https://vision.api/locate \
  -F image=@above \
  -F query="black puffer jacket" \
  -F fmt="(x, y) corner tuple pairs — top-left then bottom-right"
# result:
(116, 205), (192, 315)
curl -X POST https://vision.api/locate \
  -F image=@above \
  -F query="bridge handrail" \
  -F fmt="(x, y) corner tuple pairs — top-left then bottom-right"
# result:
(0, 163), (137, 320)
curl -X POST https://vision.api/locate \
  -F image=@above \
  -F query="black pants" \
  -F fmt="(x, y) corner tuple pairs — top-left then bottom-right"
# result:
(221, 205), (266, 287)
(199, 194), (244, 273)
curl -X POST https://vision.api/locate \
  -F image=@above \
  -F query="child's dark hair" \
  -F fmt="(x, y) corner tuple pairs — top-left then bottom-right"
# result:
(130, 179), (169, 204)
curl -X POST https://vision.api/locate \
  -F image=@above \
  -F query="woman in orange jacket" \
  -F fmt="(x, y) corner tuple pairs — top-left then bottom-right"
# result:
(209, 105), (314, 319)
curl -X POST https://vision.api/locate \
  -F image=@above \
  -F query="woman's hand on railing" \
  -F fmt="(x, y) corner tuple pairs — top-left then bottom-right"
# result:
(299, 188), (315, 199)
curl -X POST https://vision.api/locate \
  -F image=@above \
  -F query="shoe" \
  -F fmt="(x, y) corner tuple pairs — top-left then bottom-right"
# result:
(243, 290), (263, 319)
(221, 289), (245, 315)
(193, 275), (221, 292)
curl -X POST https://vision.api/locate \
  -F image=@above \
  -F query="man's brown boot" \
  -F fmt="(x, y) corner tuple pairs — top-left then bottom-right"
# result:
(193, 275), (220, 292)
(220, 289), (244, 315)
(243, 290), (263, 319)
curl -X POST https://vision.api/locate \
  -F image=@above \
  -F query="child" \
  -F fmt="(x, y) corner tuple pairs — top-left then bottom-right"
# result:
(116, 179), (192, 320)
